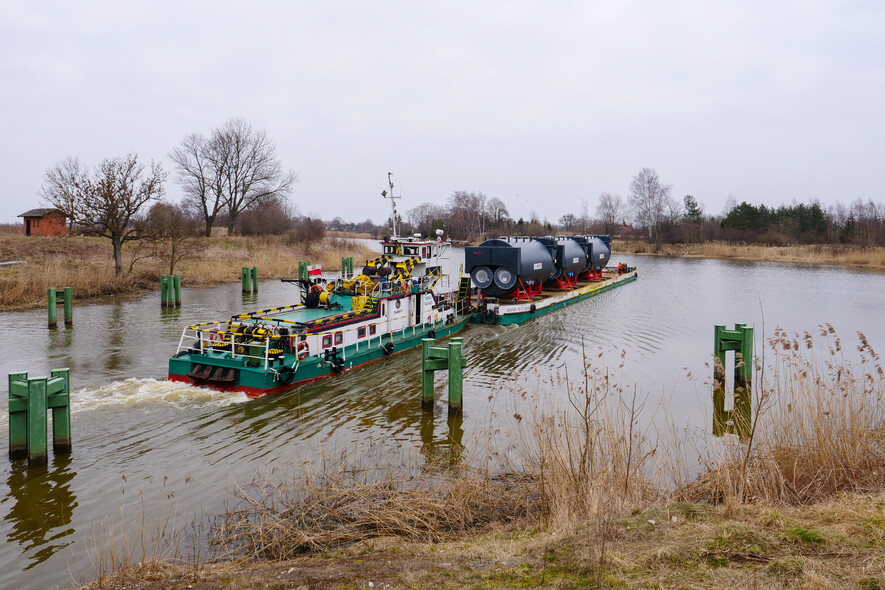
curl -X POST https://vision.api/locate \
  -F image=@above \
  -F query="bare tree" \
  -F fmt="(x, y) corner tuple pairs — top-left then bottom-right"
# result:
(143, 201), (204, 274)
(41, 154), (167, 275)
(406, 202), (447, 237)
(629, 168), (673, 240)
(447, 191), (488, 240)
(170, 133), (225, 237)
(559, 213), (578, 231)
(596, 192), (629, 235)
(170, 118), (297, 236)
(486, 197), (510, 227)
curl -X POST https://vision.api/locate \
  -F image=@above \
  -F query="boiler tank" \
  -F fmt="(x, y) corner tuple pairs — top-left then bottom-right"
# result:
(464, 237), (555, 297)
(573, 235), (612, 271)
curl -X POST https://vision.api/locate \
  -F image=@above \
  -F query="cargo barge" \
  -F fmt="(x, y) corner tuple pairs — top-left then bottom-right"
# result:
(466, 235), (637, 325)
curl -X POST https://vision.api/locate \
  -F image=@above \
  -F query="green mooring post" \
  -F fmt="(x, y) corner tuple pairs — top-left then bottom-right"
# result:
(63, 287), (73, 324)
(173, 274), (182, 306)
(48, 287), (57, 326)
(160, 275), (169, 307)
(298, 261), (311, 282)
(251, 267), (258, 292)
(241, 267), (252, 293)
(48, 287), (73, 326)
(8, 368), (71, 464)
(421, 337), (467, 414)
(713, 323), (753, 440)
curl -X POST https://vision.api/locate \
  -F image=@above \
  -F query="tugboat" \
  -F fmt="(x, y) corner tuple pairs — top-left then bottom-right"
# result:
(168, 174), (472, 397)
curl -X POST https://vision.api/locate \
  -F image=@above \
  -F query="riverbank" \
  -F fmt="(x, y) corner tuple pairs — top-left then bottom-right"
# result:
(0, 232), (376, 312)
(616, 239), (885, 270)
(79, 491), (885, 589)
(75, 327), (885, 589)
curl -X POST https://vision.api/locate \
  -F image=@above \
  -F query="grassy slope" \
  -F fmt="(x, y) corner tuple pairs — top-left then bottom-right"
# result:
(80, 493), (885, 589)
(0, 232), (376, 311)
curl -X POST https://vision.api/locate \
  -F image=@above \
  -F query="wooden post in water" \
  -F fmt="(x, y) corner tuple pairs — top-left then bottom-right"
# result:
(713, 323), (753, 440)
(8, 369), (71, 464)
(160, 275), (169, 307)
(241, 267), (252, 293)
(251, 267), (258, 292)
(173, 274), (182, 306)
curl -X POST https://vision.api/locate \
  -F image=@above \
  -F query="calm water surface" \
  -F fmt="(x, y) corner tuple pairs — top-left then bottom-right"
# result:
(1, 253), (884, 589)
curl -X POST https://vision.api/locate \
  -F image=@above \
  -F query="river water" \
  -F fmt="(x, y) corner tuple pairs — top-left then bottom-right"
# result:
(1, 252), (884, 589)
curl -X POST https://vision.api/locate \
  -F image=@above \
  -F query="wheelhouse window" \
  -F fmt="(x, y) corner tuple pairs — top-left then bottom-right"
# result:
(334, 332), (343, 345)
(369, 324), (377, 335)
(322, 334), (332, 348)
(358, 326), (366, 338)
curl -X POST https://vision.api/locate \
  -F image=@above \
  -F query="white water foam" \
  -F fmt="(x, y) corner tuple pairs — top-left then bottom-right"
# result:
(0, 378), (248, 430)
(68, 378), (250, 414)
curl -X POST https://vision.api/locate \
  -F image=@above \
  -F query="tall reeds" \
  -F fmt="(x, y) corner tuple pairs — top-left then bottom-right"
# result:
(694, 325), (885, 505)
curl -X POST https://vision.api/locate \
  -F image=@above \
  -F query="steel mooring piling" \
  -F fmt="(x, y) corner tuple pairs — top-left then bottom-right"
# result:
(47, 287), (73, 327)
(8, 369), (71, 464)
(421, 337), (466, 414)
(713, 323), (754, 440)
(174, 273), (182, 306)
(160, 275), (180, 307)
(241, 267), (258, 293)
(298, 261), (310, 282)
(341, 256), (354, 279)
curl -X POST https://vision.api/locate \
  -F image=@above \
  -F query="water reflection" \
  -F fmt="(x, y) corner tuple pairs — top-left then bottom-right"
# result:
(4, 455), (78, 570)
(419, 411), (465, 468)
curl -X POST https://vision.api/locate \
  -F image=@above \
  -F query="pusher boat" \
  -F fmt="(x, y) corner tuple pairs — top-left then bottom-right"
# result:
(168, 176), (471, 397)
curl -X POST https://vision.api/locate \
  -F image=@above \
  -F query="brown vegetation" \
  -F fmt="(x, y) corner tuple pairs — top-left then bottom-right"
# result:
(618, 238), (885, 270)
(75, 328), (885, 589)
(0, 230), (375, 312)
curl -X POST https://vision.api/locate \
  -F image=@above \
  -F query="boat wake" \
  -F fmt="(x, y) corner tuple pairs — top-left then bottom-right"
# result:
(68, 378), (249, 414)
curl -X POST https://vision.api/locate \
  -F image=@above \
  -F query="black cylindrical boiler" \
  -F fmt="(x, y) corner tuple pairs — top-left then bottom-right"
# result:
(464, 237), (555, 297)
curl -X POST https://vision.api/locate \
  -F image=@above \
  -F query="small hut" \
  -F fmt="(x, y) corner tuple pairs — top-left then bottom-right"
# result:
(18, 208), (67, 237)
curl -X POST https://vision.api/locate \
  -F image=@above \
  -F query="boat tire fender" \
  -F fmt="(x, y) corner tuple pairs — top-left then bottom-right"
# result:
(382, 342), (394, 355)
(482, 309), (497, 325)
(331, 356), (345, 373)
(278, 366), (295, 384)
(530, 303), (536, 314)
(427, 329), (436, 340)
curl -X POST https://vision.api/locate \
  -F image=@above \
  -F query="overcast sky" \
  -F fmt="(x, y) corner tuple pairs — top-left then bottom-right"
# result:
(2, 1), (883, 225)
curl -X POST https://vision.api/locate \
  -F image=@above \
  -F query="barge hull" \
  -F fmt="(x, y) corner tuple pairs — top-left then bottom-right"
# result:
(473, 269), (638, 325)
(168, 314), (471, 397)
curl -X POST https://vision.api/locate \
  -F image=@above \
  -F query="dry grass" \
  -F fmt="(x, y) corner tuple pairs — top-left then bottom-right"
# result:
(618, 239), (885, 269)
(209, 463), (537, 560)
(0, 233), (375, 311)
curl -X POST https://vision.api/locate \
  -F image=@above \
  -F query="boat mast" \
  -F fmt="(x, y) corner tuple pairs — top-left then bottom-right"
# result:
(382, 172), (400, 240)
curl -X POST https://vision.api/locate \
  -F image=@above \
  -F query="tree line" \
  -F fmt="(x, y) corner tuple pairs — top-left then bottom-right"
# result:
(400, 167), (885, 248)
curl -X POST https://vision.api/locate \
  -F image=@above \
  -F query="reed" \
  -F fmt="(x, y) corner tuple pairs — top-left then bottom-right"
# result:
(617, 239), (885, 269)
(690, 325), (885, 505)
